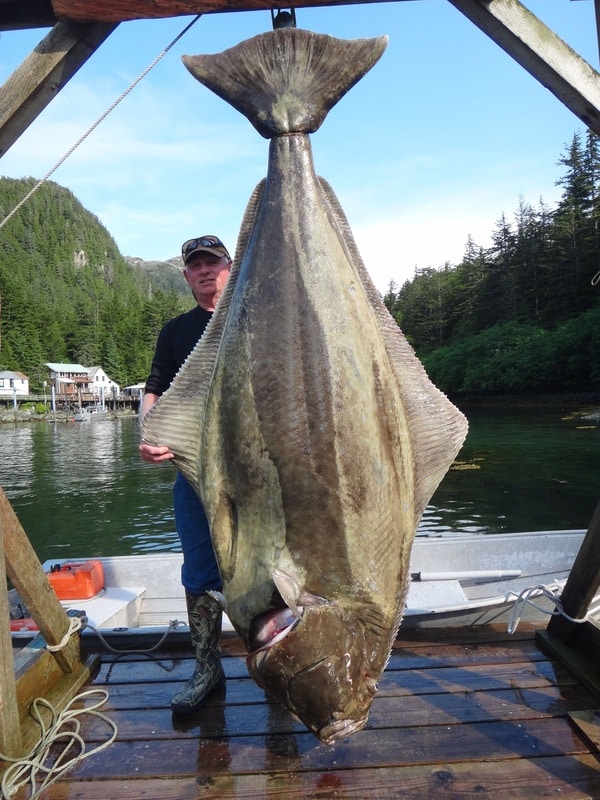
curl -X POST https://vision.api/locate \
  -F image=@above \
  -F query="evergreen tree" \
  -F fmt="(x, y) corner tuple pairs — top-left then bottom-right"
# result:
(0, 177), (188, 391)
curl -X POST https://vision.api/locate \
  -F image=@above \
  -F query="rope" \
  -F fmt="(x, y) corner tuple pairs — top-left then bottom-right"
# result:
(507, 582), (595, 634)
(0, 14), (201, 231)
(592, 270), (600, 286)
(0, 690), (117, 800)
(84, 618), (184, 655)
(45, 615), (82, 652)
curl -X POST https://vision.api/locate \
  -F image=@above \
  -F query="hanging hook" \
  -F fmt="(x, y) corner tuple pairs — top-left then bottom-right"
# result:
(271, 8), (297, 28)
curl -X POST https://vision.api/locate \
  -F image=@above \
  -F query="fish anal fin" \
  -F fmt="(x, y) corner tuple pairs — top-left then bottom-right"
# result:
(318, 176), (469, 525)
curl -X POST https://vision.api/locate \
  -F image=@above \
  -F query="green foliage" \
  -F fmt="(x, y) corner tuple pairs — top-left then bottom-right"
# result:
(0, 178), (189, 388)
(3, 126), (600, 402)
(423, 307), (600, 394)
(384, 131), (600, 395)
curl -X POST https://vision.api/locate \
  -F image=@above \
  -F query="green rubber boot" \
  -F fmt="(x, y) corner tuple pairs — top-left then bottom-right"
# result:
(171, 592), (225, 716)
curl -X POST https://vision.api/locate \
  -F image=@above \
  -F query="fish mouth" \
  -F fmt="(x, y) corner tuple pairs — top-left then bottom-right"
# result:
(248, 606), (302, 654)
(319, 717), (368, 745)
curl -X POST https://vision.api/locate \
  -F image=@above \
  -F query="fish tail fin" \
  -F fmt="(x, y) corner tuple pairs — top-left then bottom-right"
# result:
(182, 28), (388, 138)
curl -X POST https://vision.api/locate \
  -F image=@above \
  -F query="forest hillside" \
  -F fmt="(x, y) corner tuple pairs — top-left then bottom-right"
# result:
(1, 130), (599, 395)
(383, 130), (600, 395)
(0, 177), (193, 390)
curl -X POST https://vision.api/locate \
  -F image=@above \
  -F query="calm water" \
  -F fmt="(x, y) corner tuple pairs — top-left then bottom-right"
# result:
(0, 405), (597, 564)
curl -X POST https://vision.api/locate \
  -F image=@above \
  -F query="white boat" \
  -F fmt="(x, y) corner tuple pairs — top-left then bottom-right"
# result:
(10, 529), (595, 642)
(73, 406), (107, 421)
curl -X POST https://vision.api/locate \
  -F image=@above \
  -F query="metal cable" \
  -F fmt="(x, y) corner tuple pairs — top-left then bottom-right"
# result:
(0, 14), (201, 231)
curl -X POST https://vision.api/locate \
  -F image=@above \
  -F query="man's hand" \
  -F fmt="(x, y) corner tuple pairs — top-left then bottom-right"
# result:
(139, 442), (175, 464)
(138, 392), (173, 464)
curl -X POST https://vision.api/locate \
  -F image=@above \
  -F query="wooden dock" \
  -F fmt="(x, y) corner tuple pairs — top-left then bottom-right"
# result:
(10, 622), (600, 799)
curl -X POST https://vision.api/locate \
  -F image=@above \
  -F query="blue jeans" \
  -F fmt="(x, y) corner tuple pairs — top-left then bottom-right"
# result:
(173, 472), (222, 594)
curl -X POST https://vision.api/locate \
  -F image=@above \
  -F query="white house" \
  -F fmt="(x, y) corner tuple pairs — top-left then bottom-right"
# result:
(122, 382), (146, 399)
(0, 371), (29, 397)
(88, 366), (120, 399)
(45, 363), (90, 396)
(45, 363), (120, 397)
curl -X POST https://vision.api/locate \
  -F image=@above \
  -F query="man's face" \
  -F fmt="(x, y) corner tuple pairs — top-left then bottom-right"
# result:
(184, 253), (231, 309)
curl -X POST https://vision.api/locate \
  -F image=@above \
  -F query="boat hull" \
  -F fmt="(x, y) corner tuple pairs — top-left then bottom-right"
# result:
(11, 530), (591, 642)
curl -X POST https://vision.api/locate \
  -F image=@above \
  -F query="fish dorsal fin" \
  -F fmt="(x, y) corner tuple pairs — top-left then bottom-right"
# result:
(317, 176), (468, 528)
(140, 180), (266, 490)
(233, 178), (265, 264)
(182, 29), (388, 139)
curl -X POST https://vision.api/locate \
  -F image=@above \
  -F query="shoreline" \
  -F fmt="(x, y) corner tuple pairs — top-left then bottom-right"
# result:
(2, 392), (599, 425)
(0, 409), (138, 425)
(453, 391), (600, 412)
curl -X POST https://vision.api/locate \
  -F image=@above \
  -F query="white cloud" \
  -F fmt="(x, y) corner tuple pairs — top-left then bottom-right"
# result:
(0, 0), (591, 292)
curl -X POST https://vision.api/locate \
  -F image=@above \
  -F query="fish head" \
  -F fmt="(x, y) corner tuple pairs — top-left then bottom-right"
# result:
(247, 603), (380, 744)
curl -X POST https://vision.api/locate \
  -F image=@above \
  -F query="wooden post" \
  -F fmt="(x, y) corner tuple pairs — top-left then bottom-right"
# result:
(0, 21), (117, 157)
(447, 0), (600, 136)
(547, 498), (600, 642)
(596, 0), (600, 67)
(0, 522), (22, 758)
(0, 488), (80, 674)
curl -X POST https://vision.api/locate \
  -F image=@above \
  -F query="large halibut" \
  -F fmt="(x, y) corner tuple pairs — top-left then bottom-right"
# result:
(142, 28), (468, 744)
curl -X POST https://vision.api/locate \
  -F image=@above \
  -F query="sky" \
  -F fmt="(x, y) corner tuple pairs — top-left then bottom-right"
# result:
(0, 1), (597, 293)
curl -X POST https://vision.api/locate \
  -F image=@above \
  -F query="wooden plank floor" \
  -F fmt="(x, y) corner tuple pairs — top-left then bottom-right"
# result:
(9, 624), (600, 799)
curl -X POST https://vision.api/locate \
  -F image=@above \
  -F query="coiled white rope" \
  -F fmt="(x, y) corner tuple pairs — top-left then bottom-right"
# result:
(507, 581), (598, 634)
(0, 14), (201, 231)
(0, 690), (117, 799)
(45, 615), (82, 652)
(2, 615), (187, 796)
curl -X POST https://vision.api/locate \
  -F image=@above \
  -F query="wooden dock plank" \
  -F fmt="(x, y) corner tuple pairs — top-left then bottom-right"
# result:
(74, 683), (598, 740)
(27, 755), (600, 799)
(6, 627), (600, 799)
(55, 717), (595, 779)
(32, 755), (600, 800)
(569, 710), (600, 753)
(91, 655), (580, 698)
(90, 634), (548, 677)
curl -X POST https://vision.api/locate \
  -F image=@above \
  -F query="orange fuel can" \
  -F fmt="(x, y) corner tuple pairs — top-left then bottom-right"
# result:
(47, 560), (105, 600)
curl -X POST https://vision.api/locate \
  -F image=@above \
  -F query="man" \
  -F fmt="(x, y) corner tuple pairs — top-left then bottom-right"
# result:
(139, 235), (232, 715)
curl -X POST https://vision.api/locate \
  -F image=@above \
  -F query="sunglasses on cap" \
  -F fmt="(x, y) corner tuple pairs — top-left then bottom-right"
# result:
(181, 236), (229, 259)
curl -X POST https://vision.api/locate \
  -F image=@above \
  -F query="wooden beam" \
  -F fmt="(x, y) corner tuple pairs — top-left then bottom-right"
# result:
(0, 488), (80, 674)
(537, 620), (600, 702)
(0, 520), (22, 759)
(0, 20), (117, 158)
(596, 0), (600, 66)
(50, 0), (406, 23)
(546, 499), (600, 643)
(0, 0), (56, 32)
(446, 0), (600, 136)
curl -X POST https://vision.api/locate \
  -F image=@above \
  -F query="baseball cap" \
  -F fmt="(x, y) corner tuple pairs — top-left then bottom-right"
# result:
(181, 235), (231, 265)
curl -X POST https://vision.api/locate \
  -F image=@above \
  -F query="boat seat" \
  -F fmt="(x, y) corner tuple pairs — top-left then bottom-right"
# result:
(406, 579), (469, 612)
(60, 586), (145, 631)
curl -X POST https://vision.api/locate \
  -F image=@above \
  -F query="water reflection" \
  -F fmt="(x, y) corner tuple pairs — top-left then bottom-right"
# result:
(0, 417), (180, 561)
(0, 404), (597, 562)
(422, 404), (598, 535)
